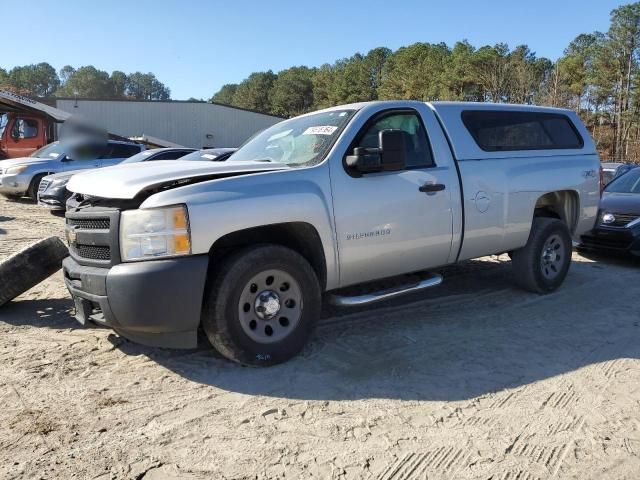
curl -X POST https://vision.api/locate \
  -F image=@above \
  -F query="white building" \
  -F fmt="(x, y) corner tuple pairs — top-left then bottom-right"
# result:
(53, 98), (282, 148)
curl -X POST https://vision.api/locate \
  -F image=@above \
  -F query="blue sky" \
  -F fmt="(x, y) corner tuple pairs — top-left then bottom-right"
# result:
(1, 0), (626, 100)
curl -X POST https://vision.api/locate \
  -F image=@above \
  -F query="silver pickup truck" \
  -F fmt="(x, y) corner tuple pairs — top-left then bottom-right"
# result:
(62, 100), (600, 365)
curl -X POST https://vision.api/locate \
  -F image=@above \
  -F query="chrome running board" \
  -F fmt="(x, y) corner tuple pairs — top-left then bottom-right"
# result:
(327, 273), (443, 307)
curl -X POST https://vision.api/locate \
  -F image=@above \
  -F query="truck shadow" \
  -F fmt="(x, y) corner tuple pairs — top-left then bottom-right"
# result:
(113, 255), (640, 402)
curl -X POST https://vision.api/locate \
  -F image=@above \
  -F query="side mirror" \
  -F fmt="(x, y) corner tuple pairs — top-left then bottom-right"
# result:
(345, 129), (406, 174)
(378, 129), (406, 171)
(61, 155), (73, 162)
(345, 147), (382, 173)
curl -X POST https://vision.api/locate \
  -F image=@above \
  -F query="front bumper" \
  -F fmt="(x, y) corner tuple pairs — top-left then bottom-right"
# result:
(38, 188), (67, 210)
(0, 173), (30, 195)
(580, 226), (640, 256)
(62, 254), (209, 348)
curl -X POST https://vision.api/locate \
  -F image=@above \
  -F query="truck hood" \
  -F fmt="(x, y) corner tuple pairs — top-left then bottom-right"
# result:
(66, 160), (289, 199)
(600, 192), (640, 215)
(44, 169), (89, 182)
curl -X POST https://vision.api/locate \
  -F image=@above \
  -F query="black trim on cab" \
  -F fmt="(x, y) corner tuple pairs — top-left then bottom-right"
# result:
(432, 108), (466, 262)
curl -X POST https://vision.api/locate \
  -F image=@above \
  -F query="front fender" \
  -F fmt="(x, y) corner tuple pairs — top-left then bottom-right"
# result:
(140, 165), (340, 289)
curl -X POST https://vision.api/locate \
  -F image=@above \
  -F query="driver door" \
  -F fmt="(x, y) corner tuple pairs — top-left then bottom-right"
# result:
(330, 109), (456, 287)
(6, 117), (43, 158)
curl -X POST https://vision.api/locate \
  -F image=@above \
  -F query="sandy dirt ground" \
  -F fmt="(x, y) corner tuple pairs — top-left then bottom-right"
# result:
(0, 196), (639, 480)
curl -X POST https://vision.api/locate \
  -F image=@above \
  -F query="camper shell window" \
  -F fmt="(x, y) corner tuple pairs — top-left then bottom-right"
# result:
(461, 110), (584, 152)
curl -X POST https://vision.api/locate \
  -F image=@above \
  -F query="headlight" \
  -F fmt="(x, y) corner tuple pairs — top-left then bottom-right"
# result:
(120, 205), (191, 261)
(5, 165), (28, 175)
(51, 177), (70, 188)
(601, 212), (615, 225)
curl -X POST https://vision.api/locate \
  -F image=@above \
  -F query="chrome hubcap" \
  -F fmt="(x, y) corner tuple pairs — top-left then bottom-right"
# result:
(238, 269), (303, 344)
(255, 290), (281, 320)
(540, 234), (565, 280)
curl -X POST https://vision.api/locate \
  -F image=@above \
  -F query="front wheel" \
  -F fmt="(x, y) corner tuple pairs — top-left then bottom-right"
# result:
(511, 217), (572, 294)
(202, 245), (321, 366)
(27, 174), (47, 201)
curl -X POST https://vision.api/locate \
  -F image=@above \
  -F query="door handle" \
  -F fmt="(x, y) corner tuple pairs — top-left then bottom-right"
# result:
(419, 183), (445, 193)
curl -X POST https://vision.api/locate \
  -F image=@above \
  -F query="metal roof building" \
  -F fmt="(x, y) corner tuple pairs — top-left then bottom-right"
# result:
(52, 98), (283, 148)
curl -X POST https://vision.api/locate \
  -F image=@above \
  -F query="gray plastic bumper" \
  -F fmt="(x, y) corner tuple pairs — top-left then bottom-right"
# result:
(62, 255), (209, 348)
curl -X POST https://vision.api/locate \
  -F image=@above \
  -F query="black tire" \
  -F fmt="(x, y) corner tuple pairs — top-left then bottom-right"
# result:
(202, 244), (321, 366)
(27, 174), (47, 201)
(511, 217), (572, 294)
(0, 237), (69, 307)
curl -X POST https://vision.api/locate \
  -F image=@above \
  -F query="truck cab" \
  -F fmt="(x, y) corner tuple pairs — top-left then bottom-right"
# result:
(0, 112), (53, 160)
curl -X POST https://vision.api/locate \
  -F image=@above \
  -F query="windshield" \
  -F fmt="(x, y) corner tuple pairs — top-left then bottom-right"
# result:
(605, 168), (640, 194)
(229, 109), (355, 167)
(30, 142), (65, 159)
(0, 113), (7, 137)
(121, 150), (155, 164)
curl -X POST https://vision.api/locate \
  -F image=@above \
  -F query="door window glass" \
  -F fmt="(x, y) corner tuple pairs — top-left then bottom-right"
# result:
(11, 118), (39, 139)
(356, 112), (434, 168)
(103, 144), (142, 159)
(0, 114), (7, 137)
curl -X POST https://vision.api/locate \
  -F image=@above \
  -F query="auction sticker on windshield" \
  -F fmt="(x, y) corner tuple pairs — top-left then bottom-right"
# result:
(303, 126), (338, 135)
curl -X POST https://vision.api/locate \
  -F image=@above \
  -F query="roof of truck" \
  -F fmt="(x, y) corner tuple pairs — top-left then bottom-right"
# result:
(429, 101), (575, 113)
(302, 100), (596, 160)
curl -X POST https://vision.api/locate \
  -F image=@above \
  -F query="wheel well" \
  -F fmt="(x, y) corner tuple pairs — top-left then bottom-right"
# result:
(207, 222), (327, 290)
(28, 173), (48, 196)
(534, 191), (579, 233)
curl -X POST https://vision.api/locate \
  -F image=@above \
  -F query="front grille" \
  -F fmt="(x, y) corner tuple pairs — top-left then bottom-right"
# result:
(75, 245), (111, 261)
(67, 218), (110, 230)
(65, 210), (119, 265)
(600, 213), (639, 228)
(38, 179), (51, 193)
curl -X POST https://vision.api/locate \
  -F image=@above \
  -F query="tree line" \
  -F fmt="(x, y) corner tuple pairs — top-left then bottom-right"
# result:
(212, 2), (640, 161)
(0, 64), (170, 101)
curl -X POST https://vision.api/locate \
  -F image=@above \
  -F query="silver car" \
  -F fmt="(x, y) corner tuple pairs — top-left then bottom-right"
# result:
(38, 147), (196, 211)
(0, 140), (143, 200)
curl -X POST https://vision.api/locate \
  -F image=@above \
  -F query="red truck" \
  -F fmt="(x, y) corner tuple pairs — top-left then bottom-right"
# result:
(0, 112), (57, 159)
(0, 90), (69, 160)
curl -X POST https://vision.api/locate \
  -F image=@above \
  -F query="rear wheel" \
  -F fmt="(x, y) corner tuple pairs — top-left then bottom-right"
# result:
(202, 244), (321, 366)
(511, 217), (572, 294)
